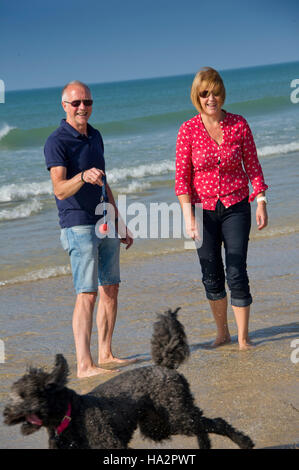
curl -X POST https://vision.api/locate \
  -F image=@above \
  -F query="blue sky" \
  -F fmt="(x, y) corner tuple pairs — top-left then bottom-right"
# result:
(1, 0), (298, 90)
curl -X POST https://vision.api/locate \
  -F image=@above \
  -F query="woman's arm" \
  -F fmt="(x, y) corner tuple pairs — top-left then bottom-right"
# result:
(241, 119), (268, 202)
(241, 119), (268, 230)
(177, 194), (200, 240)
(175, 123), (200, 238)
(256, 191), (268, 230)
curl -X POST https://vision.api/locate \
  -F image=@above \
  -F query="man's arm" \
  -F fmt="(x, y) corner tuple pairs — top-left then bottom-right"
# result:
(50, 166), (104, 200)
(106, 182), (133, 249)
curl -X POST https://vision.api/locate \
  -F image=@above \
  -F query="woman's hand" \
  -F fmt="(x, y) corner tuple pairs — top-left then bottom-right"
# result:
(256, 203), (268, 230)
(185, 219), (200, 240)
(178, 195), (201, 241)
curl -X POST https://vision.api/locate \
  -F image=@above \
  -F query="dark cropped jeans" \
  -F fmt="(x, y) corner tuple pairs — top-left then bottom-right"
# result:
(196, 197), (252, 307)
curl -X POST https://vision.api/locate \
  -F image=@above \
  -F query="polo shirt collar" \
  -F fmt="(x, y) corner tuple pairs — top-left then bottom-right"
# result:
(60, 119), (95, 138)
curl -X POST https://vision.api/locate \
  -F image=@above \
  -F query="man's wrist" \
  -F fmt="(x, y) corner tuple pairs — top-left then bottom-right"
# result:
(81, 171), (86, 183)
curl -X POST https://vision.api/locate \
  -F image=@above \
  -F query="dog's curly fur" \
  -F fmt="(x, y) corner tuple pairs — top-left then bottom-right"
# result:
(3, 308), (254, 449)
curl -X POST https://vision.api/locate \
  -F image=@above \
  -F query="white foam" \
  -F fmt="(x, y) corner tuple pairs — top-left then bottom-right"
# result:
(117, 181), (152, 194)
(0, 123), (16, 141)
(0, 265), (71, 287)
(257, 141), (299, 157)
(251, 224), (298, 239)
(0, 180), (52, 202)
(108, 160), (174, 184)
(0, 199), (43, 221)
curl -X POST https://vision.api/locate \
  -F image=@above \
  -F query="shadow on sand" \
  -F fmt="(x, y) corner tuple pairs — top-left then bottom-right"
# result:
(189, 322), (299, 351)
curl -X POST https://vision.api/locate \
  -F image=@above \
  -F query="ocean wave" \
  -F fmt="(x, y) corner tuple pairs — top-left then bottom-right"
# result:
(117, 181), (152, 194)
(257, 141), (299, 157)
(0, 125), (55, 150)
(0, 180), (52, 202)
(251, 224), (298, 240)
(0, 199), (43, 221)
(227, 95), (290, 116)
(0, 123), (17, 141)
(108, 160), (174, 184)
(0, 110), (192, 149)
(0, 265), (71, 287)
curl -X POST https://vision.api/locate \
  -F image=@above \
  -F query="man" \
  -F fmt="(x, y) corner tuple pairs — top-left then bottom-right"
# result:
(44, 80), (133, 378)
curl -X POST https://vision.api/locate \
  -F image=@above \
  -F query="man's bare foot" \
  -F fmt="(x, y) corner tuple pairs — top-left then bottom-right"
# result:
(98, 356), (137, 366)
(210, 335), (231, 348)
(77, 365), (120, 378)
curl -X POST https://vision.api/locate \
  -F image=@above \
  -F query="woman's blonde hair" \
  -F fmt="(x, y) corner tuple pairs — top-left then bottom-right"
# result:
(190, 67), (226, 112)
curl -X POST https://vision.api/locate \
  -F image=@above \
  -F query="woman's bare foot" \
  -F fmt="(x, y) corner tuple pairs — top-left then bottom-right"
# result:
(77, 365), (119, 378)
(239, 339), (255, 351)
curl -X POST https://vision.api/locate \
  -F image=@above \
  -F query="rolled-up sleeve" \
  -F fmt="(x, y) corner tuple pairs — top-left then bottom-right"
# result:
(175, 123), (193, 196)
(241, 119), (268, 202)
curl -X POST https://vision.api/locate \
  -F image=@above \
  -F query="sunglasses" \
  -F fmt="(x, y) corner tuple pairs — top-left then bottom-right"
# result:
(199, 90), (220, 98)
(64, 99), (93, 107)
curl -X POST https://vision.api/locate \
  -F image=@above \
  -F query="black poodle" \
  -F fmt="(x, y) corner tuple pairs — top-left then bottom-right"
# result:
(3, 308), (254, 449)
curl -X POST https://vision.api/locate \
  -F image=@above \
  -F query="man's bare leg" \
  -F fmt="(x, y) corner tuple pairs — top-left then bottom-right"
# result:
(73, 292), (118, 377)
(232, 305), (253, 350)
(97, 284), (135, 365)
(208, 296), (231, 347)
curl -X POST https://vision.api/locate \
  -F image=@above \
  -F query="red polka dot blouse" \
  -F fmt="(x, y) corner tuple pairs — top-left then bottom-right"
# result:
(175, 112), (268, 210)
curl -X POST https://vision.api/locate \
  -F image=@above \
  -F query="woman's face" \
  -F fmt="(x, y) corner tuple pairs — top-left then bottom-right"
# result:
(199, 88), (222, 116)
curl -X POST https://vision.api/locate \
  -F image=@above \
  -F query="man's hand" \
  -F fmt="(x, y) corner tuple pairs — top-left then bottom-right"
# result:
(82, 168), (105, 186)
(120, 234), (133, 250)
(120, 226), (134, 250)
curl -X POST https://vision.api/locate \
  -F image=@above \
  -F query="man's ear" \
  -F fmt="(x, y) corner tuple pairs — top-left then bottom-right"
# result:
(61, 101), (67, 113)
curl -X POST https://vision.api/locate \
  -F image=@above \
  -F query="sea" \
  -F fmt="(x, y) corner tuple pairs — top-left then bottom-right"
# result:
(0, 61), (299, 287)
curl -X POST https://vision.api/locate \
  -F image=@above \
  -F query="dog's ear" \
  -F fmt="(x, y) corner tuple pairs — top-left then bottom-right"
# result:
(45, 354), (69, 391)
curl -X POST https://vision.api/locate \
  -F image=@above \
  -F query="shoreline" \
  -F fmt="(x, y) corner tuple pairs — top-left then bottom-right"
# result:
(1, 223), (298, 289)
(0, 233), (298, 449)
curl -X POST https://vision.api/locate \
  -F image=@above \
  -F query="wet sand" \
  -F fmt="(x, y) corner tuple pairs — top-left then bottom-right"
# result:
(0, 233), (298, 449)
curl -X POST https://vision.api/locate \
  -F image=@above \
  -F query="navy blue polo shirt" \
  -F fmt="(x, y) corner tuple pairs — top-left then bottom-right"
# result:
(44, 119), (105, 228)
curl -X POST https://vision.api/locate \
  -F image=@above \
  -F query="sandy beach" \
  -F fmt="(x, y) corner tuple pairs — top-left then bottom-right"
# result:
(0, 232), (298, 449)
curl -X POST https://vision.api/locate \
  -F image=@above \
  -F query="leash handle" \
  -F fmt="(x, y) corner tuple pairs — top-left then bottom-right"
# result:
(101, 174), (108, 203)
(100, 174), (108, 226)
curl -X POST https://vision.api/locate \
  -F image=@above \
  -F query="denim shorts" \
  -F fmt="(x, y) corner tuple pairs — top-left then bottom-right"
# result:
(60, 225), (121, 294)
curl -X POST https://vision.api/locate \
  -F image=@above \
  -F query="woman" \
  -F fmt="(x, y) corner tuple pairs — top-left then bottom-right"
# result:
(175, 67), (268, 350)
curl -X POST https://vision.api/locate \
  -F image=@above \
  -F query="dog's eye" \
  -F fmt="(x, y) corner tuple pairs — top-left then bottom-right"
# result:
(20, 392), (26, 399)
(45, 383), (56, 392)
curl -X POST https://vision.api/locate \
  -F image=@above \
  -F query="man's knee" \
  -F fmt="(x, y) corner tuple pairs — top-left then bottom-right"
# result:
(77, 291), (98, 306)
(99, 284), (119, 301)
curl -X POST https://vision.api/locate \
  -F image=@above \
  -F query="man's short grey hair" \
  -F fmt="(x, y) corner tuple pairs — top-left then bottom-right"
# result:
(61, 81), (91, 101)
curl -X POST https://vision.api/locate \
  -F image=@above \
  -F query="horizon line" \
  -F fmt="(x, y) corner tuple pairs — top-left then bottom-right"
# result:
(4, 59), (299, 93)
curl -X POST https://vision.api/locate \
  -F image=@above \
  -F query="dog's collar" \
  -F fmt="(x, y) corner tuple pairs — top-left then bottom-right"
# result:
(55, 402), (72, 436)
